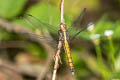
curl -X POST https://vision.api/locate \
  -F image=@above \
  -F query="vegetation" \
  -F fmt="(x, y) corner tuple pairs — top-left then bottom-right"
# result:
(0, 0), (120, 80)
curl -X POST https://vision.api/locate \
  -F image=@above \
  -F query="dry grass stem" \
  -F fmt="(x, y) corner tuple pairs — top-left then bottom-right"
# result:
(52, 41), (62, 80)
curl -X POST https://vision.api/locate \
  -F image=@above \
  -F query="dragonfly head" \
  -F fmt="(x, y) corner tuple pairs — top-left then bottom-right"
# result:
(59, 23), (67, 31)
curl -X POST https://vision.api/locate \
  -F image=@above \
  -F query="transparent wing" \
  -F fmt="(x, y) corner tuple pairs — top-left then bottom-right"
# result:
(24, 14), (58, 35)
(68, 8), (86, 32)
(24, 14), (58, 47)
(22, 32), (58, 48)
(69, 26), (87, 42)
(68, 8), (87, 41)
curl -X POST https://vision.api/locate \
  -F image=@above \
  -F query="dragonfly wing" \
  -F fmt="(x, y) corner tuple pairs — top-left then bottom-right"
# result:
(68, 8), (87, 41)
(24, 14), (59, 47)
(24, 14), (58, 35)
(68, 8), (86, 34)
(22, 32), (58, 48)
(69, 26), (87, 42)
(68, 8), (86, 32)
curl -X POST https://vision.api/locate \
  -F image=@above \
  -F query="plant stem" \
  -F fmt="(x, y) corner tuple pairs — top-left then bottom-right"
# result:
(108, 38), (115, 73)
(96, 44), (103, 64)
(95, 43), (106, 80)
(60, 0), (64, 23)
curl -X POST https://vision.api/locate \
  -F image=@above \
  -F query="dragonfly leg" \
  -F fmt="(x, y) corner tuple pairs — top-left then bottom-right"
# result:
(53, 41), (63, 62)
(53, 41), (63, 70)
(58, 54), (62, 64)
(53, 51), (62, 64)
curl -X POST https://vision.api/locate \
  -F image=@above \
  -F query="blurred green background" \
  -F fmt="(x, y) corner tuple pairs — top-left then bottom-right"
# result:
(0, 0), (120, 80)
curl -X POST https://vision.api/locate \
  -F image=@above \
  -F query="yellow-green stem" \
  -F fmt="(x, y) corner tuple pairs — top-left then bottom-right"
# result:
(96, 44), (103, 64)
(108, 39), (115, 73)
(95, 43), (106, 80)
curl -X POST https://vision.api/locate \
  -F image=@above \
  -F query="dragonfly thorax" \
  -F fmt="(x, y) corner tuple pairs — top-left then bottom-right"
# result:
(58, 30), (69, 41)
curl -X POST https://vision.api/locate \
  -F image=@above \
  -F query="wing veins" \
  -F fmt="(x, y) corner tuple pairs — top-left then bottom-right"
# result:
(24, 14), (57, 32)
(68, 8), (86, 32)
(69, 26), (88, 42)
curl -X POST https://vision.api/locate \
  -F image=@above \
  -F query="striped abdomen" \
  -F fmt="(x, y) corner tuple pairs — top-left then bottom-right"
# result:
(64, 40), (74, 75)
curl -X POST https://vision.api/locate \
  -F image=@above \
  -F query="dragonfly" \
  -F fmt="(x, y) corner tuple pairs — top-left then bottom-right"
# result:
(24, 8), (87, 75)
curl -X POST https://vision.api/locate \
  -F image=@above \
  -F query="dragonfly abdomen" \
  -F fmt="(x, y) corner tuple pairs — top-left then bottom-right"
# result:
(64, 40), (75, 75)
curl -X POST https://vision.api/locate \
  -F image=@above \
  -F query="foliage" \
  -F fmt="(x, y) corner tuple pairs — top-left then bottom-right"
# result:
(25, 43), (47, 59)
(0, 0), (27, 19)
(0, 0), (120, 80)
